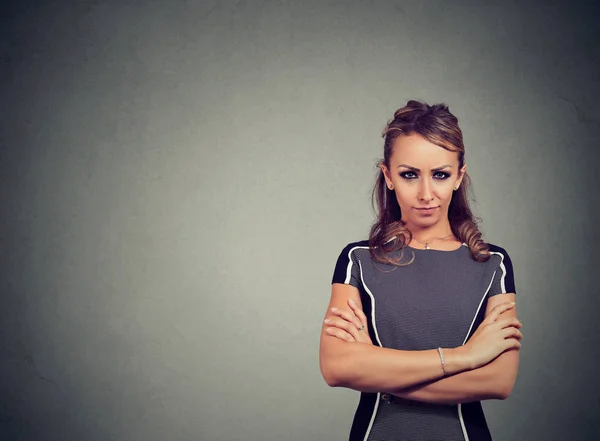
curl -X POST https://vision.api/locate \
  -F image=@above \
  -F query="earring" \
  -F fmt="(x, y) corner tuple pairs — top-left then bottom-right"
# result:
(388, 185), (393, 190)
(454, 185), (459, 190)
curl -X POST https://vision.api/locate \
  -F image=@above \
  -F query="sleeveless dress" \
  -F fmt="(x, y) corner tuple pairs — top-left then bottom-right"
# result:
(331, 241), (516, 441)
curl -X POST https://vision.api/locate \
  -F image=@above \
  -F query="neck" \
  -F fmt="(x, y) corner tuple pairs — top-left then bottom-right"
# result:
(408, 223), (454, 242)
(401, 221), (460, 251)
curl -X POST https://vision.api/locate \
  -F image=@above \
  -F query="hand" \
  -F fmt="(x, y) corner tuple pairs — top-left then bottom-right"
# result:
(462, 302), (523, 369)
(324, 299), (373, 345)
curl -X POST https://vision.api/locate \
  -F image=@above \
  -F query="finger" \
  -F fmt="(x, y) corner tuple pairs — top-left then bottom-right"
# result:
(330, 307), (363, 330)
(324, 317), (360, 340)
(484, 302), (515, 323)
(486, 302), (515, 322)
(502, 327), (523, 340)
(337, 307), (363, 330)
(495, 317), (522, 329)
(504, 338), (521, 351)
(325, 326), (355, 342)
(348, 299), (369, 329)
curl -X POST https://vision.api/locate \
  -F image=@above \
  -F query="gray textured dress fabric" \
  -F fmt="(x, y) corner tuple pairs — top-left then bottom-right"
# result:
(331, 241), (516, 441)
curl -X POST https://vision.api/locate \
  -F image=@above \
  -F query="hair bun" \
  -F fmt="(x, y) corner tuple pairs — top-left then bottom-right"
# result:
(393, 100), (429, 122)
(406, 100), (428, 109)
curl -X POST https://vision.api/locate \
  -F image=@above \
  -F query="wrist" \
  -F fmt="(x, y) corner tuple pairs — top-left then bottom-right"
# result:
(442, 346), (473, 374)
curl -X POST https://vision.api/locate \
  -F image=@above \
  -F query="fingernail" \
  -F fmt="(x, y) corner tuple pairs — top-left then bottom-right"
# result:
(324, 318), (331, 324)
(349, 299), (355, 306)
(509, 302), (515, 306)
(331, 307), (338, 312)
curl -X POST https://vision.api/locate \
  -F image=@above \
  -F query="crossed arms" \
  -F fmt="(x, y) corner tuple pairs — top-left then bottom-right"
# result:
(319, 283), (520, 404)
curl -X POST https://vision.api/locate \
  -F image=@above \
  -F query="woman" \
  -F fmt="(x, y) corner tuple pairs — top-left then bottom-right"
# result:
(319, 100), (522, 441)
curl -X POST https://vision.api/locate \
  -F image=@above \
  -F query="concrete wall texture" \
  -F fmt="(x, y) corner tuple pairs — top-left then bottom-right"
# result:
(1, 1), (599, 440)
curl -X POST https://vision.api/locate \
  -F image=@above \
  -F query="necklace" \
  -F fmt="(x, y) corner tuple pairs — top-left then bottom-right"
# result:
(412, 233), (455, 250)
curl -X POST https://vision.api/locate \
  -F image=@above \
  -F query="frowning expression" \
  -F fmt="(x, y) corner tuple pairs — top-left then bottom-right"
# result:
(381, 133), (466, 230)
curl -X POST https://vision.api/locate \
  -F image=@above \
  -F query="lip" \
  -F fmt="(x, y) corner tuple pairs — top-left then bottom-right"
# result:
(414, 206), (439, 214)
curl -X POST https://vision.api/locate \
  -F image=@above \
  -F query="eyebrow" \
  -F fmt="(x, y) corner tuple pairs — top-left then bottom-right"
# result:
(396, 164), (452, 172)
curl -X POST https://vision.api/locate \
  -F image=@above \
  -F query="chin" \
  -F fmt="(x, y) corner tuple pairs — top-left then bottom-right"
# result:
(410, 216), (439, 228)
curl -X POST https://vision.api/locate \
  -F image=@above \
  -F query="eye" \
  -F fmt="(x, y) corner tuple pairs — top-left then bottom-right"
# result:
(399, 171), (418, 180)
(433, 171), (451, 180)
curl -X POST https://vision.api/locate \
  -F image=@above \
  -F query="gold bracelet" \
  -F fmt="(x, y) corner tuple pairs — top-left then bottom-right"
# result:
(437, 347), (447, 377)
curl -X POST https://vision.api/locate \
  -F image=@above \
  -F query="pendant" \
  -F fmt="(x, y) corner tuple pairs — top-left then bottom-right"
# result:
(425, 243), (430, 250)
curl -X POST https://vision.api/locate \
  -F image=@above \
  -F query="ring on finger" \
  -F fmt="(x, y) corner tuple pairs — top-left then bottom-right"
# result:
(357, 324), (365, 331)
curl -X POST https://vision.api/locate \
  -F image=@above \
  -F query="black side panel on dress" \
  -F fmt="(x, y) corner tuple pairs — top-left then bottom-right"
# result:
(331, 240), (369, 285)
(462, 401), (493, 441)
(487, 243), (516, 294)
(349, 393), (377, 441)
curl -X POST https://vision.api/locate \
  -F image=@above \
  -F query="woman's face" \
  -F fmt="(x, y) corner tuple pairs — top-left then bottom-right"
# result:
(382, 133), (466, 231)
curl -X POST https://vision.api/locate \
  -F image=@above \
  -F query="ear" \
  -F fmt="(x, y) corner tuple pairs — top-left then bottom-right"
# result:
(457, 163), (467, 187)
(380, 163), (393, 188)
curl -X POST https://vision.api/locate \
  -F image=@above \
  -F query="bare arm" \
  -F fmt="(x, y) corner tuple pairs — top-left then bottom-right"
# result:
(390, 348), (518, 404)
(319, 283), (473, 392)
(320, 285), (521, 395)
(391, 293), (520, 404)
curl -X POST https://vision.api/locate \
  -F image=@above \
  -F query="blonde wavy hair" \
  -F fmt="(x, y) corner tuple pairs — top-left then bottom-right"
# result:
(369, 100), (491, 265)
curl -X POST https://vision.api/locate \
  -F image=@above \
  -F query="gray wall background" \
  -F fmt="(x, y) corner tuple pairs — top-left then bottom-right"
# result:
(1, 1), (599, 440)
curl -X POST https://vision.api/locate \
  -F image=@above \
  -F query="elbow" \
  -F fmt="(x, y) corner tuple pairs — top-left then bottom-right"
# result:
(501, 383), (516, 400)
(496, 389), (511, 401)
(491, 355), (519, 400)
(495, 379), (516, 400)
(320, 363), (346, 388)
(320, 341), (364, 389)
(322, 371), (343, 388)
(320, 358), (352, 388)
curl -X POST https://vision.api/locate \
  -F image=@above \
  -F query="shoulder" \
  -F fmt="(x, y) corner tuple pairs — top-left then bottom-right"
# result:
(486, 242), (509, 255)
(334, 239), (371, 264)
(485, 242), (516, 276)
(341, 239), (370, 253)
(335, 239), (370, 261)
(485, 242), (516, 293)
(332, 240), (370, 285)
(486, 243), (513, 266)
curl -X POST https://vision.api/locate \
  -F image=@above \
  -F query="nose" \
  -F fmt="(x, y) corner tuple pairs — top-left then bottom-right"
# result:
(418, 178), (434, 202)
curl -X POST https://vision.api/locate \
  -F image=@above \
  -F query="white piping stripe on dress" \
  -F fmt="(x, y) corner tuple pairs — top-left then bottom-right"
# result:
(489, 251), (507, 293)
(358, 258), (384, 441)
(462, 269), (497, 346)
(344, 244), (506, 441)
(343, 245), (383, 441)
(344, 246), (360, 284)
(457, 267), (498, 441)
